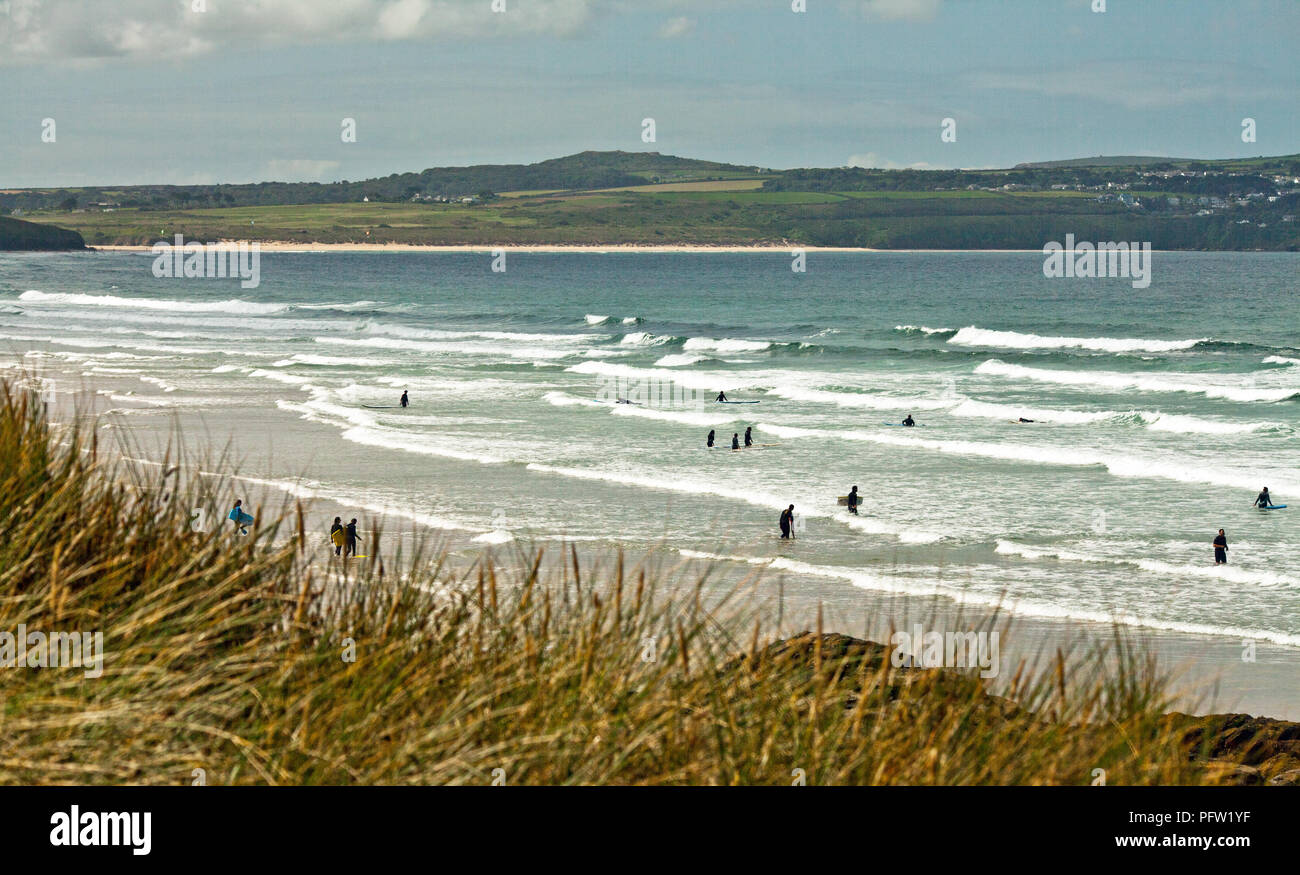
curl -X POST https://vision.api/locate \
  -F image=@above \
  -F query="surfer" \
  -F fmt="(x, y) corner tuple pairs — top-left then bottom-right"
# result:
(228, 499), (252, 535)
(1018, 417), (1035, 423)
(744, 426), (753, 447)
(330, 517), (344, 556)
(902, 414), (915, 427)
(846, 486), (860, 515)
(779, 505), (795, 539)
(344, 518), (359, 559)
(731, 433), (740, 450)
(707, 429), (716, 448)
(1213, 529), (1228, 565)
(716, 391), (728, 402)
(400, 390), (409, 408)
(1254, 487), (1273, 509)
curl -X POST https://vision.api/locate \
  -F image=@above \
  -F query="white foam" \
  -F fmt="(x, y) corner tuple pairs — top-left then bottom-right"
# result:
(654, 353), (709, 367)
(683, 337), (772, 353)
(995, 540), (1298, 589)
(19, 290), (286, 315)
(951, 326), (1204, 353)
(585, 314), (612, 325)
(976, 359), (1297, 403)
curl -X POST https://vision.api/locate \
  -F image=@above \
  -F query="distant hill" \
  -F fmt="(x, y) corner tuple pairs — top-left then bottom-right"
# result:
(1016, 154), (1300, 170)
(0, 216), (85, 250)
(0, 152), (766, 213)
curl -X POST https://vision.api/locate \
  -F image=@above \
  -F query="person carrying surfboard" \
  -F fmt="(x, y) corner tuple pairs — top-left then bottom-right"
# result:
(344, 518), (359, 559)
(1213, 529), (1228, 565)
(744, 426), (753, 447)
(1255, 487), (1274, 509)
(330, 517), (345, 556)
(846, 486), (860, 515)
(400, 390), (409, 408)
(228, 499), (253, 535)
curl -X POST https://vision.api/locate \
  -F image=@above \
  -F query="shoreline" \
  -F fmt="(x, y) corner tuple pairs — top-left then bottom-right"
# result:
(79, 243), (1298, 254)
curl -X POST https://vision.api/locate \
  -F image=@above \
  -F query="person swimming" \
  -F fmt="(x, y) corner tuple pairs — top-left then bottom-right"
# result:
(731, 433), (740, 450)
(1255, 487), (1274, 508)
(744, 426), (753, 447)
(707, 429), (716, 448)
(400, 390), (409, 408)
(1018, 417), (1035, 423)
(902, 414), (915, 427)
(846, 485), (859, 515)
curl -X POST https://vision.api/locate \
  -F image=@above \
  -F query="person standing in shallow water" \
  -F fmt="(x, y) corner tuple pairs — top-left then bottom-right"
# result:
(846, 486), (860, 515)
(779, 505), (795, 539)
(731, 433), (740, 450)
(707, 429), (715, 448)
(1213, 529), (1228, 565)
(330, 516), (344, 556)
(744, 426), (753, 447)
(400, 390), (409, 408)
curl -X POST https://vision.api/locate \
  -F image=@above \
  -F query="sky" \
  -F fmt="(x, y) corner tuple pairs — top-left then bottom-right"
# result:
(1, 0), (1297, 187)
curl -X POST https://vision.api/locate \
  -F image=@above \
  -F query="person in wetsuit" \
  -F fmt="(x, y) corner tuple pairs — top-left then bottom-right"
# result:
(1213, 529), (1228, 565)
(344, 518), (359, 559)
(330, 516), (344, 556)
(1255, 487), (1274, 508)
(846, 486), (860, 515)
(716, 391), (728, 402)
(902, 414), (915, 427)
(779, 505), (795, 539)
(707, 429), (716, 448)
(400, 390), (409, 408)
(744, 426), (753, 447)
(731, 433), (740, 450)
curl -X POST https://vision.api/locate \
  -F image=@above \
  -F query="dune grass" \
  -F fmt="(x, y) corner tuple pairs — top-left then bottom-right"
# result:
(0, 376), (1230, 785)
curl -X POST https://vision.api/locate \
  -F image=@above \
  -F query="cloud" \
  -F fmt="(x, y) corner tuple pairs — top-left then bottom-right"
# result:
(658, 16), (695, 38)
(260, 160), (343, 183)
(0, 0), (600, 65)
(966, 60), (1285, 110)
(846, 152), (937, 170)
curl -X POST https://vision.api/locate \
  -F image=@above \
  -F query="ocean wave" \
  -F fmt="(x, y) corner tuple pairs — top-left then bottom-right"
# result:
(976, 359), (1299, 403)
(1264, 355), (1300, 367)
(894, 324), (957, 338)
(769, 385), (951, 411)
(948, 399), (1277, 434)
(19, 290), (287, 315)
(271, 353), (396, 368)
(584, 314), (612, 325)
(654, 353), (710, 367)
(950, 326), (1205, 353)
(682, 549), (1300, 647)
(995, 540), (1298, 589)
(683, 337), (772, 353)
(619, 331), (675, 347)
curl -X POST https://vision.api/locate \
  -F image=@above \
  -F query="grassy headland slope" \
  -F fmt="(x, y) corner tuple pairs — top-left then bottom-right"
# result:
(0, 215), (85, 251)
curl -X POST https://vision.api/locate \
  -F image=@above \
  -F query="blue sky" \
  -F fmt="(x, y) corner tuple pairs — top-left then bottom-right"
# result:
(2, 0), (1296, 186)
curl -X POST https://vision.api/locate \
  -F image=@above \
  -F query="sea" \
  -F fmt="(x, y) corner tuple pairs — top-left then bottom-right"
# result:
(2, 250), (1298, 694)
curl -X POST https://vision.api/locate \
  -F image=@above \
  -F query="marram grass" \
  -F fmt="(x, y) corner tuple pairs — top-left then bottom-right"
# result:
(0, 377), (1228, 785)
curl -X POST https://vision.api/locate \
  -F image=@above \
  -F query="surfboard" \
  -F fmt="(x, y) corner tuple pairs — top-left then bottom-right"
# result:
(715, 400), (760, 404)
(229, 510), (254, 526)
(883, 422), (923, 427)
(362, 405), (403, 409)
(1262, 504), (1287, 510)
(837, 496), (861, 506)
